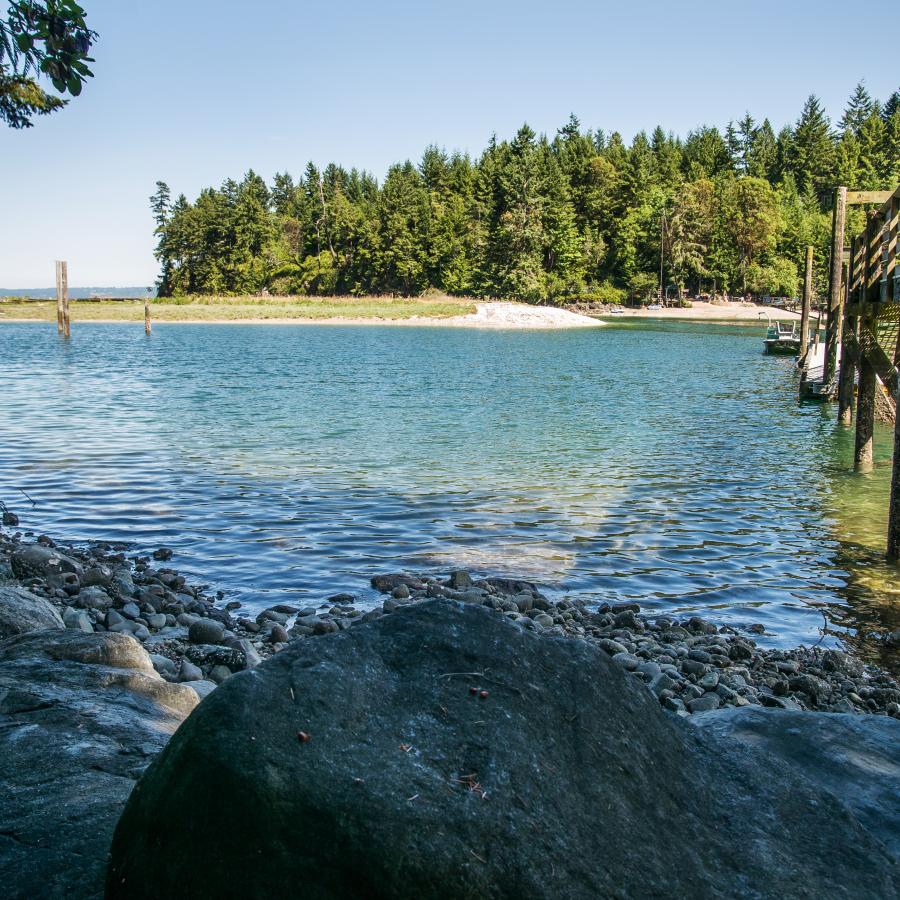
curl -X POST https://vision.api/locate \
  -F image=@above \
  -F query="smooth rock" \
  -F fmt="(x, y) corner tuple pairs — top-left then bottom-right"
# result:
(186, 679), (217, 699)
(209, 665), (232, 684)
(0, 585), (65, 638)
(269, 624), (290, 644)
(692, 706), (900, 861)
(0, 630), (196, 898)
(63, 606), (93, 633)
(448, 570), (472, 590)
(78, 586), (114, 610)
(687, 693), (721, 713)
(178, 658), (203, 682)
(188, 619), (225, 645)
(107, 600), (897, 900)
(370, 573), (424, 594)
(10, 545), (83, 587)
(81, 565), (113, 588)
(149, 654), (177, 677)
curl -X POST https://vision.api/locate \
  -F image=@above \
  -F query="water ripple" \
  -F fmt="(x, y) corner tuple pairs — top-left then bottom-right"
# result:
(1, 320), (897, 663)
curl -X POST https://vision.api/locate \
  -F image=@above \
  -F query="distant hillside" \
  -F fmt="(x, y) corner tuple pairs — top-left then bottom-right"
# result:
(0, 287), (154, 299)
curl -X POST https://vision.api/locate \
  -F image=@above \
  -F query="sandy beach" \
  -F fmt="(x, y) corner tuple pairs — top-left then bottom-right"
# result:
(605, 301), (802, 322)
(0, 300), (606, 330)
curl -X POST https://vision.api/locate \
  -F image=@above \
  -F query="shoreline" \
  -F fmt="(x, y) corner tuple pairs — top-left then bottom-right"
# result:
(596, 300), (803, 322)
(2, 522), (898, 718)
(3, 521), (899, 895)
(0, 301), (604, 330)
(0, 298), (802, 327)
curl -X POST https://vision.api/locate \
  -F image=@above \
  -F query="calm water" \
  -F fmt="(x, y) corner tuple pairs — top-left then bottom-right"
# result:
(2, 320), (898, 668)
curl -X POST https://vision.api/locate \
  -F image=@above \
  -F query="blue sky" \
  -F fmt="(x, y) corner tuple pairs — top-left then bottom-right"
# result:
(1, 0), (897, 287)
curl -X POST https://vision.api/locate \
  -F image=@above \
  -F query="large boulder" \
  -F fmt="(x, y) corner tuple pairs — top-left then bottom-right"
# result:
(0, 584), (65, 637)
(107, 600), (897, 899)
(0, 629), (198, 900)
(692, 705), (900, 860)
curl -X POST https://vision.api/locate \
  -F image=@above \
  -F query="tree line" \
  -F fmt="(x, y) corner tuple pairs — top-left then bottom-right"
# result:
(151, 84), (900, 304)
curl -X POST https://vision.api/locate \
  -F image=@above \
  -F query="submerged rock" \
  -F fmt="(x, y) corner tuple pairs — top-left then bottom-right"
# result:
(0, 630), (197, 900)
(107, 601), (897, 899)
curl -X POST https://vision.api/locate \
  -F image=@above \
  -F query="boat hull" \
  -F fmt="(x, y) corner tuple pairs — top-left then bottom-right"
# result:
(764, 340), (800, 356)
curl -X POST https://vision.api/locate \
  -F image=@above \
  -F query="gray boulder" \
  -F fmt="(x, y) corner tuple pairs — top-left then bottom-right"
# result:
(692, 705), (900, 860)
(0, 585), (64, 637)
(0, 629), (197, 899)
(10, 545), (83, 587)
(107, 601), (897, 899)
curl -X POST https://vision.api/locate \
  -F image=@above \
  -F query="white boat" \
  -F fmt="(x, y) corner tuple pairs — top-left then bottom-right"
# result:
(762, 318), (801, 355)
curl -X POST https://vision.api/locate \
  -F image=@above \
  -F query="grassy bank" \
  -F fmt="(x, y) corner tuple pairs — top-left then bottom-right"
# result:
(0, 295), (477, 323)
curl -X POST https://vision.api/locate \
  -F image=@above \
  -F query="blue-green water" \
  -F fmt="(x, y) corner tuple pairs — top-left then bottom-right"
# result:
(1, 320), (898, 665)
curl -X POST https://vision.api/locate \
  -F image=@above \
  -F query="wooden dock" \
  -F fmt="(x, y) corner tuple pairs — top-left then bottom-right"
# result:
(799, 184), (900, 559)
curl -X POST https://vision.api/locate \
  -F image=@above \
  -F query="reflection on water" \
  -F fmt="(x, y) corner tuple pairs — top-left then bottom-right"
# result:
(0, 320), (897, 670)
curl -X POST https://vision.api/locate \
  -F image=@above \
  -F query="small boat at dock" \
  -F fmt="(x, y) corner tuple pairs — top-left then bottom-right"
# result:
(762, 319), (801, 355)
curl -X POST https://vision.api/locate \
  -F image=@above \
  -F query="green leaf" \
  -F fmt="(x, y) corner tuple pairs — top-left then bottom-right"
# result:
(67, 76), (81, 96)
(15, 33), (34, 52)
(51, 76), (66, 93)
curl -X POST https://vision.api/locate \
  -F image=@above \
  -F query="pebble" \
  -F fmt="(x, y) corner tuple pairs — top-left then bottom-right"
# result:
(209, 665), (232, 684)
(178, 659), (203, 682)
(269, 624), (290, 644)
(612, 652), (641, 671)
(150, 654), (177, 677)
(188, 619), (226, 645)
(63, 606), (93, 633)
(687, 694), (721, 713)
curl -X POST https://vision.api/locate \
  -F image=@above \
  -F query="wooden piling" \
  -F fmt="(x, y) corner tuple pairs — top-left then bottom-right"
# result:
(888, 386), (900, 560)
(837, 240), (856, 424)
(824, 187), (847, 387)
(798, 245), (812, 364)
(60, 261), (70, 338)
(55, 261), (64, 333)
(854, 355), (876, 472)
(144, 297), (152, 335)
(837, 341), (855, 424)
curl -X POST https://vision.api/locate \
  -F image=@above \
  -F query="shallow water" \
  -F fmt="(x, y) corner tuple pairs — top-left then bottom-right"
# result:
(1, 320), (898, 668)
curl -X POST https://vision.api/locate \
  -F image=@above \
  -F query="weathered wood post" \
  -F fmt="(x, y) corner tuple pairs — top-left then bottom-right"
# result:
(60, 261), (70, 337)
(854, 355), (876, 472)
(55, 261), (64, 333)
(837, 336), (856, 425)
(824, 187), (847, 389)
(798, 245), (812, 364)
(888, 395), (900, 559)
(837, 241), (857, 424)
(888, 198), (900, 559)
(144, 290), (152, 335)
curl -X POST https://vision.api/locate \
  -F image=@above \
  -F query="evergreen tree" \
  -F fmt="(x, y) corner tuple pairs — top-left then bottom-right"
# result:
(736, 112), (756, 173)
(788, 95), (835, 196)
(747, 119), (778, 181)
(840, 82), (875, 134)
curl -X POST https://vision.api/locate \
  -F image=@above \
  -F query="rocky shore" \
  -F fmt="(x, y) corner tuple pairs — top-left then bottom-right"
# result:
(2, 524), (899, 719)
(3, 520), (900, 897)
